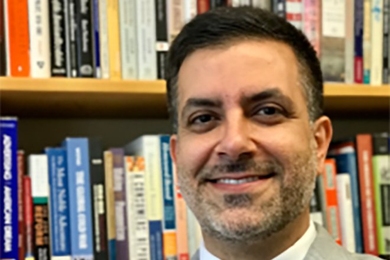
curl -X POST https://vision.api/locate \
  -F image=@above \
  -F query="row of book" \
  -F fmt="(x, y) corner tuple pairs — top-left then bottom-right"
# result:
(1, 117), (389, 260)
(310, 133), (390, 259)
(0, 0), (389, 85)
(0, 117), (203, 260)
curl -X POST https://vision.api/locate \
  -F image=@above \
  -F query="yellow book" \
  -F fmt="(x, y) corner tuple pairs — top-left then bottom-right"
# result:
(107, 0), (122, 79)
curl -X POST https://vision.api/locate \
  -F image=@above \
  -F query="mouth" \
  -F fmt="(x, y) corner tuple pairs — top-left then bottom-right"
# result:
(206, 172), (277, 192)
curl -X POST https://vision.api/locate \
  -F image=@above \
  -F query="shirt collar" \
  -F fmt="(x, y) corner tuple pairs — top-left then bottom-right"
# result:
(200, 221), (317, 260)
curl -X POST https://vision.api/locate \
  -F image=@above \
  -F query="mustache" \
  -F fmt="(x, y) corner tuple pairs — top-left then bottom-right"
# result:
(197, 159), (284, 181)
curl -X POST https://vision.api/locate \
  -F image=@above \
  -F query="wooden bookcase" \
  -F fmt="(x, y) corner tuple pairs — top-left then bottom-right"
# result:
(0, 77), (389, 154)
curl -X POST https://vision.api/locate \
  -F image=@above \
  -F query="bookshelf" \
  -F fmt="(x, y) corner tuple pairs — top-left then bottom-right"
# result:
(1, 77), (389, 118)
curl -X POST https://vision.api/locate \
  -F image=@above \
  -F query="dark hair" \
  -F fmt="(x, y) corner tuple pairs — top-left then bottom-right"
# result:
(166, 6), (323, 132)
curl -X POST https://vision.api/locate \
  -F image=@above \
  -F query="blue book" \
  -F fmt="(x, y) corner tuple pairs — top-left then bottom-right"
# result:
(0, 117), (18, 260)
(46, 147), (72, 260)
(160, 135), (177, 259)
(63, 138), (94, 260)
(329, 141), (363, 253)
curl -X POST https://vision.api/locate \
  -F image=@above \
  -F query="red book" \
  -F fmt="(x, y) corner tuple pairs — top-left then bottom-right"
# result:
(323, 159), (342, 245)
(197, 0), (210, 14)
(356, 134), (378, 255)
(4, 0), (30, 76)
(23, 175), (34, 258)
(18, 151), (25, 260)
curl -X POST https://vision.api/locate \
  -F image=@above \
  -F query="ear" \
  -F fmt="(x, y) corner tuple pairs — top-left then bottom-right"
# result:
(170, 134), (178, 169)
(313, 116), (333, 176)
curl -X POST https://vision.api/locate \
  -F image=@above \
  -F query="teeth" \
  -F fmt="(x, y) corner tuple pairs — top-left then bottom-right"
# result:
(216, 177), (259, 184)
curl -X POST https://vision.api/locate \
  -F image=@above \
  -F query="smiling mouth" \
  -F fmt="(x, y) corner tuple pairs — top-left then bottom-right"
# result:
(208, 172), (276, 185)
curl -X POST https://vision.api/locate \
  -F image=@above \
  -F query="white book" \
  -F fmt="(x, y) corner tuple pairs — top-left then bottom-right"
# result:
(186, 207), (202, 257)
(370, 0), (384, 85)
(28, 154), (49, 198)
(345, 0), (355, 83)
(168, 0), (184, 43)
(336, 174), (356, 253)
(119, 0), (138, 79)
(124, 156), (150, 260)
(136, 0), (157, 79)
(28, 0), (51, 78)
(252, 0), (271, 10)
(183, 0), (197, 24)
(98, 0), (110, 79)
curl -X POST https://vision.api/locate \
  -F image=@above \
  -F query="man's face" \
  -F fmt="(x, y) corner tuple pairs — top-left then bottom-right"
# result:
(170, 40), (330, 242)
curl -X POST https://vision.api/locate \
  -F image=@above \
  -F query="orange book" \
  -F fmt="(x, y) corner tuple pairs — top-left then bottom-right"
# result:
(5, 0), (30, 76)
(107, 0), (121, 79)
(323, 159), (342, 245)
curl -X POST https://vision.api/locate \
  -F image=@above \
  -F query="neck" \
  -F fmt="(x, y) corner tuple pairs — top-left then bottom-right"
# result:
(202, 209), (311, 260)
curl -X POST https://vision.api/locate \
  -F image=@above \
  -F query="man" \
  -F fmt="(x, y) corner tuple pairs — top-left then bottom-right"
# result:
(165, 6), (380, 260)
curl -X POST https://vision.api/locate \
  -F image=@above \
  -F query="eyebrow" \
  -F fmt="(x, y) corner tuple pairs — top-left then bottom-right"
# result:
(181, 98), (222, 119)
(240, 88), (294, 107)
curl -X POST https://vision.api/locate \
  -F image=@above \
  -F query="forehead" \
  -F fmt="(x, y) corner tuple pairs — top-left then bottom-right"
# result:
(176, 40), (306, 107)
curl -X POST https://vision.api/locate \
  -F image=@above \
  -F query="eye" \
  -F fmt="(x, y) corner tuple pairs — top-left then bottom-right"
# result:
(256, 106), (283, 116)
(191, 114), (215, 124)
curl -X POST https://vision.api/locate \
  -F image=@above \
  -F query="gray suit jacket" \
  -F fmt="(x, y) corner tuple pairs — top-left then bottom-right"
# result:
(191, 223), (382, 260)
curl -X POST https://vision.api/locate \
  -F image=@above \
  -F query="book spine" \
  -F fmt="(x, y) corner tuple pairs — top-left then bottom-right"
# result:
(345, 0), (355, 83)
(23, 175), (34, 260)
(321, 0), (346, 82)
(63, 138), (94, 260)
(49, 0), (70, 77)
(372, 133), (390, 258)
(111, 148), (129, 260)
(383, 0), (390, 83)
(125, 156), (150, 260)
(160, 136), (177, 259)
(370, 0), (384, 85)
(186, 208), (201, 257)
(98, 0), (110, 79)
(155, 0), (169, 79)
(17, 151), (25, 260)
(323, 159), (342, 245)
(68, 0), (79, 77)
(119, 0), (138, 79)
(107, 0), (121, 79)
(76, 0), (95, 77)
(183, 0), (197, 24)
(285, 0), (303, 30)
(363, 0), (371, 83)
(168, 0), (183, 43)
(354, 0), (364, 83)
(173, 165), (189, 260)
(0, 0), (6, 76)
(5, 0), (30, 76)
(46, 148), (72, 260)
(336, 174), (356, 253)
(29, 154), (51, 260)
(0, 117), (18, 260)
(272, 0), (286, 18)
(91, 0), (101, 78)
(103, 151), (116, 260)
(197, 0), (210, 14)
(302, 0), (321, 55)
(136, 0), (157, 80)
(251, 0), (271, 10)
(88, 139), (108, 260)
(28, 0), (51, 78)
(356, 134), (378, 255)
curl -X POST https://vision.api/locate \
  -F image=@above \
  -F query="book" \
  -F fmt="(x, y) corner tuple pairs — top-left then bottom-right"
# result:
(370, 0), (384, 85)
(345, 0), (355, 83)
(354, 0), (364, 83)
(63, 138), (94, 260)
(98, 0), (110, 79)
(17, 151), (25, 260)
(156, 0), (169, 79)
(46, 147), (72, 260)
(103, 150), (117, 260)
(0, 0), (6, 75)
(49, 0), (70, 77)
(328, 141), (363, 253)
(107, 0), (122, 79)
(28, 0), (51, 78)
(125, 136), (164, 260)
(372, 133), (390, 258)
(28, 154), (50, 260)
(160, 135), (177, 259)
(23, 175), (34, 260)
(124, 156), (150, 260)
(383, 0), (390, 84)
(363, 0), (372, 83)
(76, 0), (94, 77)
(0, 117), (18, 260)
(302, 0), (321, 55)
(110, 148), (129, 260)
(68, 0), (79, 77)
(336, 174), (356, 253)
(91, 0), (101, 78)
(356, 134), (378, 255)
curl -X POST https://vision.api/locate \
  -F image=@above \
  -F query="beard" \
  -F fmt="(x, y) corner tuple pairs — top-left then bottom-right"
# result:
(176, 140), (318, 245)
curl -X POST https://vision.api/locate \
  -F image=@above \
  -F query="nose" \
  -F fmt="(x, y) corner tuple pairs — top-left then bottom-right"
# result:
(215, 112), (257, 161)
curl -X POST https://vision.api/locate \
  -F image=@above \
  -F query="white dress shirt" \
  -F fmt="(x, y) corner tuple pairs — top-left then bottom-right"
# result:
(200, 221), (317, 260)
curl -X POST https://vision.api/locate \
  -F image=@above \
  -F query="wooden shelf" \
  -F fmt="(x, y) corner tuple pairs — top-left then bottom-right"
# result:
(0, 77), (389, 118)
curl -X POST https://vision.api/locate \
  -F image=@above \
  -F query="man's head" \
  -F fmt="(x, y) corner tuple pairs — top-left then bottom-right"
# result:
(167, 6), (332, 245)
